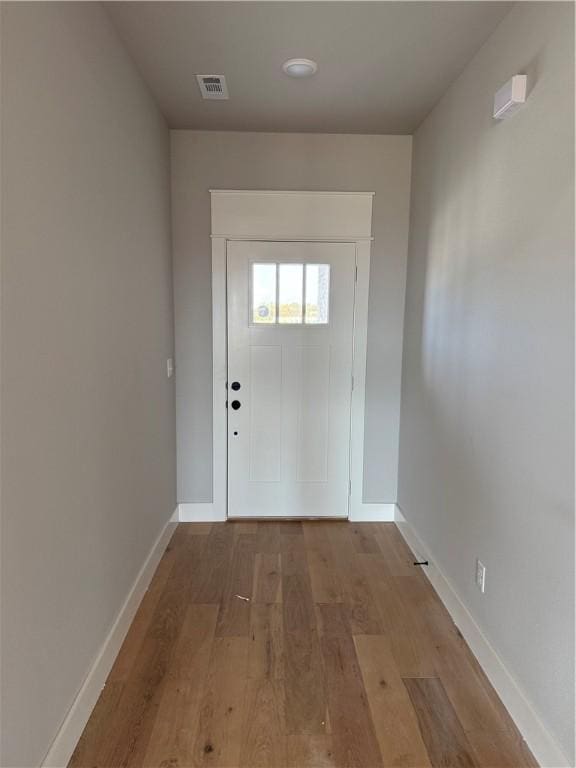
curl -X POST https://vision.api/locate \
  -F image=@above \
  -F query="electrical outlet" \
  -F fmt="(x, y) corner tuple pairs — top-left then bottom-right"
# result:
(166, 358), (174, 378)
(476, 559), (486, 594)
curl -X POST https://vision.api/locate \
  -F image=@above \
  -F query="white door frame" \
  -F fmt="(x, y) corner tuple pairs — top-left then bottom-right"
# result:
(179, 190), (394, 522)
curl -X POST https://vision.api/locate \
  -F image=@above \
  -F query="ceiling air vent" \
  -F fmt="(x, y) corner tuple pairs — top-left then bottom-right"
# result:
(196, 74), (229, 100)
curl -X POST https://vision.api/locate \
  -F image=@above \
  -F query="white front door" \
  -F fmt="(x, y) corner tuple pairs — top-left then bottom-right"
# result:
(227, 240), (356, 518)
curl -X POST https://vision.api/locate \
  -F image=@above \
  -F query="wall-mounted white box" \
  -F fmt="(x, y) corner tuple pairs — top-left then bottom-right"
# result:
(493, 74), (527, 119)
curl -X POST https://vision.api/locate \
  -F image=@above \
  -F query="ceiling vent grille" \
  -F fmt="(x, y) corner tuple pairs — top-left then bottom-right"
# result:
(196, 74), (229, 100)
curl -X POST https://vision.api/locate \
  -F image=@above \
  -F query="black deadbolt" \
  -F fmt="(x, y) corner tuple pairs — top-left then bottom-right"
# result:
(231, 400), (241, 410)
(231, 381), (241, 391)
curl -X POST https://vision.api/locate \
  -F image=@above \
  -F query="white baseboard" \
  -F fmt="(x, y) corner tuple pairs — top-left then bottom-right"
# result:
(178, 502), (225, 522)
(349, 502), (396, 522)
(41, 508), (179, 768)
(394, 506), (571, 768)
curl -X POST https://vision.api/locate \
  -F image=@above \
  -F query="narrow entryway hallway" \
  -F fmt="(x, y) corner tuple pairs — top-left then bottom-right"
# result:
(70, 522), (537, 767)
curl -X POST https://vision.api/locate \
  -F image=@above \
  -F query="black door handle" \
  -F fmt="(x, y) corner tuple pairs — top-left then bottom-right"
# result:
(231, 381), (241, 391)
(231, 400), (241, 410)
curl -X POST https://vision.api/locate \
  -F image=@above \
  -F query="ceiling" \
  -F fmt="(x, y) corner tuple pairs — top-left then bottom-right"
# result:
(106, 1), (513, 134)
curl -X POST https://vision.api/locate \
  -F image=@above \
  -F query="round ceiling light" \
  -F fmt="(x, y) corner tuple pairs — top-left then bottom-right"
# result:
(282, 58), (318, 78)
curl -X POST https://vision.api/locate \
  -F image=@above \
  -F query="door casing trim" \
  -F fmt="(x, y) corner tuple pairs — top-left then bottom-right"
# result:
(208, 190), (376, 521)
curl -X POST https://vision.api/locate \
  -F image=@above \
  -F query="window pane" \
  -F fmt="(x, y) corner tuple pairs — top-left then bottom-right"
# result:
(252, 263), (277, 324)
(278, 263), (303, 324)
(305, 264), (330, 324)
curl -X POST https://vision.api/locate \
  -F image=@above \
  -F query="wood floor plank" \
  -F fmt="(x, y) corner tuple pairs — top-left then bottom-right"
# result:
(301, 520), (331, 549)
(191, 523), (235, 604)
(340, 555), (384, 635)
(192, 636), (250, 767)
(280, 520), (304, 535)
(314, 605), (382, 767)
(349, 523), (382, 554)
(315, 603), (351, 638)
(253, 552), (282, 603)
(280, 530), (306, 552)
(282, 550), (316, 633)
(215, 534), (257, 637)
(188, 523), (214, 535)
(325, 522), (356, 559)
(232, 521), (259, 535)
(303, 524), (342, 604)
(306, 548), (343, 603)
(257, 521), (282, 553)
(403, 677), (479, 768)
(284, 629), (327, 735)
(320, 632), (383, 768)
(354, 635), (432, 768)
(239, 679), (286, 767)
(326, 526), (383, 634)
(362, 554), (438, 677)
(286, 736), (337, 768)
(375, 523), (417, 572)
(467, 729), (538, 768)
(143, 604), (219, 767)
(248, 603), (284, 680)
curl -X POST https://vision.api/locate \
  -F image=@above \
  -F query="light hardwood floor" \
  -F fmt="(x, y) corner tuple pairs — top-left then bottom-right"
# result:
(69, 522), (538, 767)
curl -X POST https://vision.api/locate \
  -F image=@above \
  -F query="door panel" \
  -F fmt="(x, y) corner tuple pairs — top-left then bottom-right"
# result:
(296, 344), (330, 483)
(249, 345), (281, 482)
(227, 241), (355, 518)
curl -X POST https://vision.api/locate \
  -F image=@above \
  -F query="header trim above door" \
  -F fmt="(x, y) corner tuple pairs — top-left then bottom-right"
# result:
(210, 189), (374, 242)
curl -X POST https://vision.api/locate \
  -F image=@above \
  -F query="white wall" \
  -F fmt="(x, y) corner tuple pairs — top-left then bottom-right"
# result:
(0, 4), (176, 765)
(171, 131), (412, 504)
(398, 2), (574, 762)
